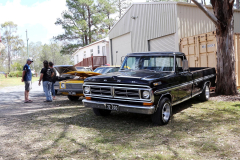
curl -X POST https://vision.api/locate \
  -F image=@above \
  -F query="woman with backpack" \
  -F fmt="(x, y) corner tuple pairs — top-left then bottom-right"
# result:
(49, 61), (57, 100)
(38, 60), (54, 102)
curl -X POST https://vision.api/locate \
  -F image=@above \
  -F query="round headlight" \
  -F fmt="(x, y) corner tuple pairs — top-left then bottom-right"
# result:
(142, 90), (150, 99)
(61, 83), (65, 89)
(84, 86), (90, 94)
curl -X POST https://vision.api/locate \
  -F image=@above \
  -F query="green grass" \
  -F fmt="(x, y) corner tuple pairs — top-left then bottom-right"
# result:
(0, 76), (39, 88)
(1, 98), (239, 159)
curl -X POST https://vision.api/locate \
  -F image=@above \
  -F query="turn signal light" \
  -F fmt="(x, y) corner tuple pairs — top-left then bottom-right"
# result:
(86, 97), (91, 100)
(143, 102), (153, 106)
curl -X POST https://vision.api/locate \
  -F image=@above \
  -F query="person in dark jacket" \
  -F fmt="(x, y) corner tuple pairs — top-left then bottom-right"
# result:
(38, 60), (54, 102)
(22, 58), (33, 103)
(49, 61), (57, 100)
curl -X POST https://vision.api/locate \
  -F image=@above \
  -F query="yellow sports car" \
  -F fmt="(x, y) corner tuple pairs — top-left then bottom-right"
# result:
(59, 71), (101, 101)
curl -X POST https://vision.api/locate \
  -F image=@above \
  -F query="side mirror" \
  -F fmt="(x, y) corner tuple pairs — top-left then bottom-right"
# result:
(183, 60), (189, 71)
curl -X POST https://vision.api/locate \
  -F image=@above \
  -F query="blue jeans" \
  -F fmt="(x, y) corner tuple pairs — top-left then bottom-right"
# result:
(43, 81), (52, 101)
(51, 82), (55, 97)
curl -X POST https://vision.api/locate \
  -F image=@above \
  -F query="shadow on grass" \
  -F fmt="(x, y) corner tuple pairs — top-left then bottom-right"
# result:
(1, 97), (239, 159)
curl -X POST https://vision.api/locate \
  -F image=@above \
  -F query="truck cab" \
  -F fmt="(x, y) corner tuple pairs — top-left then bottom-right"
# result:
(82, 52), (216, 125)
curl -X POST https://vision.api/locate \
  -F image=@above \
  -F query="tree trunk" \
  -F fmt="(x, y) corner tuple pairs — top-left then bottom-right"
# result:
(8, 45), (11, 72)
(215, 20), (237, 95)
(211, 0), (238, 95)
(84, 32), (88, 45)
(87, 6), (92, 44)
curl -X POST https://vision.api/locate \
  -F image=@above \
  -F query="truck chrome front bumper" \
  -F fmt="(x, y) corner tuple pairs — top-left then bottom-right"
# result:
(82, 99), (155, 115)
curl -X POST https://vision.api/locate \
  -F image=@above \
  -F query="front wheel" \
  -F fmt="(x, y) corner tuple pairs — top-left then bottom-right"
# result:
(93, 108), (111, 116)
(199, 84), (210, 102)
(151, 97), (172, 125)
(67, 95), (80, 101)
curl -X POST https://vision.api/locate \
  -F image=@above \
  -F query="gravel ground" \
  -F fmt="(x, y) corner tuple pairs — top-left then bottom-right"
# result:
(209, 91), (240, 102)
(0, 81), (83, 159)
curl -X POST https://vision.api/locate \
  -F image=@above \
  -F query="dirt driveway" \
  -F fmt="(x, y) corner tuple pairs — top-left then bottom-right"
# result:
(0, 82), (85, 159)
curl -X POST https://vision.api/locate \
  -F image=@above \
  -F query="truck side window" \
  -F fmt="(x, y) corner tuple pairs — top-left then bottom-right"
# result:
(176, 57), (183, 72)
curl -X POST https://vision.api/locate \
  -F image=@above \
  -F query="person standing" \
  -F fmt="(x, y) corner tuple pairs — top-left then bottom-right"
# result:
(38, 60), (53, 102)
(49, 61), (57, 100)
(22, 58), (33, 103)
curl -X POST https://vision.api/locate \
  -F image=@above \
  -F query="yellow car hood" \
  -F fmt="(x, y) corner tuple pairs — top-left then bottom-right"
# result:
(63, 71), (101, 77)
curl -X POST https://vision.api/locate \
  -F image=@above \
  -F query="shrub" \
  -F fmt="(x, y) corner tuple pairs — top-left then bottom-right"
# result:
(8, 71), (23, 77)
(0, 74), (5, 78)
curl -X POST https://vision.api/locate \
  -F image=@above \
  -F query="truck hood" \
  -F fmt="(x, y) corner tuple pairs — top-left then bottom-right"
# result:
(84, 70), (174, 85)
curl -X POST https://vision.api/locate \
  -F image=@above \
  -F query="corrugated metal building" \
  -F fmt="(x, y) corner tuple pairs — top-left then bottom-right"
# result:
(109, 2), (240, 65)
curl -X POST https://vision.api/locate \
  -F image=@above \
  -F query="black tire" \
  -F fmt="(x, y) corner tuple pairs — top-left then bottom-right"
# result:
(151, 97), (172, 125)
(93, 108), (111, 116)
(55, 90), (58, 95)
(67, 95), (80, 101)
(199, 84), (210, 102)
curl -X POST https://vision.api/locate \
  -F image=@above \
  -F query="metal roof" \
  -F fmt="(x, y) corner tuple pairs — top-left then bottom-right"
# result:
(126, 52), (185, 56)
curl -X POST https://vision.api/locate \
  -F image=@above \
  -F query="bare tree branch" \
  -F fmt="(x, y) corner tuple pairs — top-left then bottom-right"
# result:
(191, 0), (219, 27)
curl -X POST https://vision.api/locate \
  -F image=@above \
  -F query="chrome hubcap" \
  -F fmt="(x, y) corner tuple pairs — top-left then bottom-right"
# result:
(162, 103), (170, 122)
(205, 86), (210, 99)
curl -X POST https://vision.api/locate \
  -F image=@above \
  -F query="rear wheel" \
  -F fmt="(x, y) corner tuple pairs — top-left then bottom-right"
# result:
(93, 108), (111, 116)
(199, 84), (210, 101)
(151, 97), (172, 125)
(67, 95), (80, 101)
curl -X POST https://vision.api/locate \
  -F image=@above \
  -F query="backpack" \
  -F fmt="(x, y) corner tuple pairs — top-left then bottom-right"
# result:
(51, 68), (57, 83)
(46, 68), (53, 81)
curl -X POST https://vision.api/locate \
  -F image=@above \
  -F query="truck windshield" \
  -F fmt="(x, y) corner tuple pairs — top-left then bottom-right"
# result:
(120, 56), (175, 72)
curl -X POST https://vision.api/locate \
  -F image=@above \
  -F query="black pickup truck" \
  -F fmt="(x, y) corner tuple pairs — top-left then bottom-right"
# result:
(82, 52), (216, 125)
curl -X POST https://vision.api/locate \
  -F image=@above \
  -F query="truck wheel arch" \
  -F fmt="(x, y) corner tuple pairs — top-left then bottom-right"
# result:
(199, 81), (211, 101)
(155, 93), (172, 110)
(203, 81), (211, 90)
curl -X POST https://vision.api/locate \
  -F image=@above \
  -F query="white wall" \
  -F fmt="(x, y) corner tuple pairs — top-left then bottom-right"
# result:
(73, 41), (109, 65)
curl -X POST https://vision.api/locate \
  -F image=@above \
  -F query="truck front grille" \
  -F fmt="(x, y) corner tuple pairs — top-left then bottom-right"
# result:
(66, 84), (83, 89)
(84, 83), (151, 102)
(114, 88), (139, 98)
(91, 86), (112, 96)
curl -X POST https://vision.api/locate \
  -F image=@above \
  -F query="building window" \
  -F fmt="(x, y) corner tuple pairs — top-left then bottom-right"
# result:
(98, 46), (100, 54)
(102, 46), (105, 56)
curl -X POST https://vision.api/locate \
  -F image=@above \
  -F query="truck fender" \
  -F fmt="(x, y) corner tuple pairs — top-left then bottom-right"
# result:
(202, 81), (211, 92)
(155, 93), (172, 111)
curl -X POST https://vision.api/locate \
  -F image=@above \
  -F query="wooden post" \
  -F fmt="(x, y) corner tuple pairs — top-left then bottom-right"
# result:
(92, 56), (94, 70)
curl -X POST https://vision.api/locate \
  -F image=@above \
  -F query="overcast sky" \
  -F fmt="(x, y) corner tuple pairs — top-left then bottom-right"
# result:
(1, 0), (207, 45)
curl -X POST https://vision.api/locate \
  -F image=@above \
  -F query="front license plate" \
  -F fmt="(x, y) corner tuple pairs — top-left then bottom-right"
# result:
(68, 91), (76, 95)
(105, 104), (118, 111)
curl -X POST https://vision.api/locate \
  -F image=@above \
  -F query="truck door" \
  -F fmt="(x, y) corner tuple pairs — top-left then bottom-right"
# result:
(175, 56), (192, 100)
(192, 71), (204, 96)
